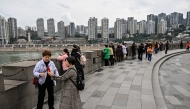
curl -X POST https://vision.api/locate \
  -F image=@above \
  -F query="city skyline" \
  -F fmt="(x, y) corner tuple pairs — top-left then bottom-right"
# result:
(0, 0), (190, 30)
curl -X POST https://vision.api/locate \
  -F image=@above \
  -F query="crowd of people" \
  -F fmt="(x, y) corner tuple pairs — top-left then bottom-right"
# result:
(33, 44), (84, 109)
(33, 40), (189, 109)
(103, 41), (171, 65)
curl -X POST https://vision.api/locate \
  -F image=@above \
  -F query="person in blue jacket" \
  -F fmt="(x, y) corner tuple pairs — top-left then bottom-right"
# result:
(33, 50), (59, 109)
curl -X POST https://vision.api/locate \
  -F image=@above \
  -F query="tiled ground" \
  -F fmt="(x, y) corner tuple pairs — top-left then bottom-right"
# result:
(34, 49), (189, 109)
(159, 54), (190, 109)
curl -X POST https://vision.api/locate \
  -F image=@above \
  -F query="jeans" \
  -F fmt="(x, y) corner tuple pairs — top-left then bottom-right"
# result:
(138, 52), (143, 60)
(105, 59), (109, 66)
(148, 54), (152, 62)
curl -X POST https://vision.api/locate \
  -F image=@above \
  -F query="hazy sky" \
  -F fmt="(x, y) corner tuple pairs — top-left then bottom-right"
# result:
(0, 0), (190, 30)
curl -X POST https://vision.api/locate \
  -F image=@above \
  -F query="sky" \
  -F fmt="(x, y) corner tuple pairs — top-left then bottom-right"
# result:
(0, 0), (190, 31)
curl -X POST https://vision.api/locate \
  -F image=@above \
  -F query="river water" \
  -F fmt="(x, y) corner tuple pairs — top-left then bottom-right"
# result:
(0, 51), (62, 65)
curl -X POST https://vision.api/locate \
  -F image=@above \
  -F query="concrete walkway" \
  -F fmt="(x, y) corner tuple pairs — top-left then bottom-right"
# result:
(160, 53), (190, 109)
(41, 49), (188, 109)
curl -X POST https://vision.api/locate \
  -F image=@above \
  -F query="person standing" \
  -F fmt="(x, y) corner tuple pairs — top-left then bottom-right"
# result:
(122, 43), (127, 60)
(33, 50), (59, 109)
(71, 45), (84, 80)
(48, 57), (83, 109)
(103, 45), (110, 67)
(131, 43), (137, 59)
(109, 45), (114, 66)
(165, 41), (169, 54)
(116, 45), (122, 62)
(138, 43), (144, 61)
(147, 46), (153, 62)
(186, 41), (189, 51)
(57, 49), (69, 73)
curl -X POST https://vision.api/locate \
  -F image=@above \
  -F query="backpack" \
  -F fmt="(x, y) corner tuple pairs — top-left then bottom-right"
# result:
(77, 52), (86, 65)
(69, 68), (85, 91)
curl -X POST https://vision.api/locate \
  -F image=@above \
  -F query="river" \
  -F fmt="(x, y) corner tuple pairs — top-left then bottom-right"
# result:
(0, 51), (62, 65)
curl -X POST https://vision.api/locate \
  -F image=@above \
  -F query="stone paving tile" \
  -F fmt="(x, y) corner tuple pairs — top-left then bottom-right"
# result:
(39, 50), (189, 109)
(110, 83), (122, 88)
(96, 105), (111, 109)
(91, 90), (106, 98)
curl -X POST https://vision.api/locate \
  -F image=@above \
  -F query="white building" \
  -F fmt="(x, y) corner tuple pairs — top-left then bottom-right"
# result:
(57, 21), (65, 39)
(158, 19), (167, 34)
(101, 18), (109, 42)
(147, 20), (155, 34)
(130, 18), (137, 35)
(114, 18), (122, 39)
(47, 18), (55, 37)
(88, 17), (97, 40)
(36, 18), (44, 38)
(8, 17), (17, 38)
(25, 26), (31, 30)
(69, 22), (75, 37)
(0, 16), (9, 44)
(32, 26), (36, 31)
(139, 20), (147, 34)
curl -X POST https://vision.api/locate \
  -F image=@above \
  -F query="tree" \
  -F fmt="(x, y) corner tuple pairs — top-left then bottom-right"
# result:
(10, 37), (17, 44)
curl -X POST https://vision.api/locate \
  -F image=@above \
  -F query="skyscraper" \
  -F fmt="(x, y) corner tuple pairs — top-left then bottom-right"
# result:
(187, 11), (190, 26)
(0, 16), (9, 44)
(8, 17), (17, 38)
(147, 14), (157, 34)
(69, 22), (75, 37)
(139, 20), (147, 34)
(158, 13), (166, 23)
(88, 17), (97, 40)
(101, 17), (109, 42)
(36, 18), (44, 38)
(57, 21), (65, 39)
(130, 18), (137, 35)
(147, 20), (155, 34)
(114, 18), (122, 39)
(127, 17), (134, 33)
(47, 18), (55, 37)
(157, 19), (167, 34)
(170, 12), (183, 28)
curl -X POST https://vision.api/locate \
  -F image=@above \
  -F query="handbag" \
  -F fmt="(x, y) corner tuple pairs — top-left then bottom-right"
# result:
(33, 77), (38, 86)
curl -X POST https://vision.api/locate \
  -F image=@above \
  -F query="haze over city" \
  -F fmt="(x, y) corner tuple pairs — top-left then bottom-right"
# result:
(0, 0), (190, 29)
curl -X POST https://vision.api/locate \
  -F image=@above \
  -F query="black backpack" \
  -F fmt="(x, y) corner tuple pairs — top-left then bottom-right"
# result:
(69, 68), (85, 91)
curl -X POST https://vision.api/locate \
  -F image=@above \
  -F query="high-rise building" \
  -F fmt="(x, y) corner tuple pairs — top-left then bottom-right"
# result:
(80, 25), (84, 34)
(170, 12), (183, 28)
(147, 14), (157, 34)
(157, 19), (167, 34)
(0, 16), (9, 44)
(166, 15), (171, 27)
(127, 17), (134, 33)
(17, 27), (26, 37)
(101, 18), (109, 42)
(32, 26), (36, 31)
(114, 18), (122, 39)
(147, 20), (155, 34)
(130, 18), (137, 35)
(57, 21), (65, 39)
(25, 26), (31, 31)
(76, 25), (80, 33)
(69, 22), (75, 37)
(36, 18), (44, 38)
(158, 13), (166, 23)
(97, 26), (101, 34)
(8, 17), (17, 38)
(139, 20), (146, 34)
(88, 17), (97, 40)
(187, 11), (190, 26)
(47, 18), (55, 37)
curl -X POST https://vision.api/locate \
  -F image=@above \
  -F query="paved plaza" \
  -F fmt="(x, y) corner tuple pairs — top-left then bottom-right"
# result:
(39, 49), (190, 109)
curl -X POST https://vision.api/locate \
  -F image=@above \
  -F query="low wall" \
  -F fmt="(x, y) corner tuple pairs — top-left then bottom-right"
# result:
(0, 43), (187, 109)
